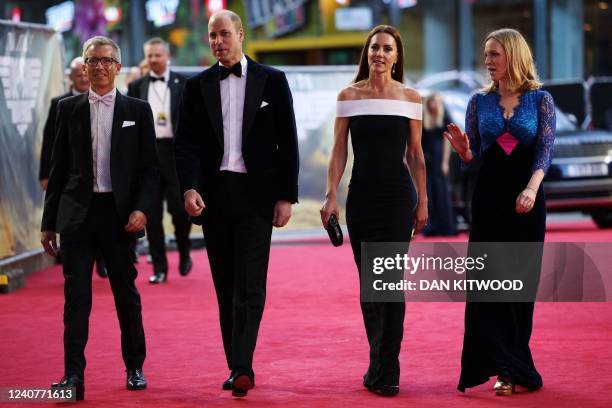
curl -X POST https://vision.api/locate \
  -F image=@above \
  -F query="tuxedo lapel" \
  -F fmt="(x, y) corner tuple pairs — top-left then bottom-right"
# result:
(138, 75), (149, 100)
(168, 71), (181, 123)
(242, 57), (267, 145)
(75, 94), (93, 172)
(111, 91), (125, 159)
(200, 66), (224, 147)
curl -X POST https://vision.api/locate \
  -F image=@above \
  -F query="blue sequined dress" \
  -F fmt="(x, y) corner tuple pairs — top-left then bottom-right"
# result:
(457, 89), (556, 392)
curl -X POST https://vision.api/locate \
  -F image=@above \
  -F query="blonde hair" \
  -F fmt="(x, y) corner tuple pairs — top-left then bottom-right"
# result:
(483, 28), (542, 94)
(144, 37), (170, 53)
(423, 93), (445, 130)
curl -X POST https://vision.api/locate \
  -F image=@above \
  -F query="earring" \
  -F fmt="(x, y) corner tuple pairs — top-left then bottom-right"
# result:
(392, 64), (396, 75)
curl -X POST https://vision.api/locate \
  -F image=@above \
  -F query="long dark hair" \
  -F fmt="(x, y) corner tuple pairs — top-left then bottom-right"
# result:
(353, 25), (404, 84)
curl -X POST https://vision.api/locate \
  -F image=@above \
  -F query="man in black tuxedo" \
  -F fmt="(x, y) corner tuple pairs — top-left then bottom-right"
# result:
(175, 10), (299, 398)
(41, 36), (159, 400)
(39, 57), (109, 279)
(127, 37), (191, 284)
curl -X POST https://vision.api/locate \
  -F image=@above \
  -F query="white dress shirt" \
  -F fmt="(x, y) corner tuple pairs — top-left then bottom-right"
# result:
(89, 88), (116, 192)
(219, 55), (247, 173)
(147, 68), (173, 139)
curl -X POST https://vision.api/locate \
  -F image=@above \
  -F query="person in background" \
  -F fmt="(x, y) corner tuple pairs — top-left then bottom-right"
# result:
(139, 59), (150, 77)
(422, 93), (457, 236)
(123, 66), (142, 90)
(128, 37), (192, 283)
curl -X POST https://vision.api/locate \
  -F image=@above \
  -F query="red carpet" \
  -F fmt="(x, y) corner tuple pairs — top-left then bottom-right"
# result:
(1, 221), (611, 407)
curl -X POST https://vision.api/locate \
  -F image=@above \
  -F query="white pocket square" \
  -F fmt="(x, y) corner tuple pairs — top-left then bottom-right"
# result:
(122, 120), (135, 128)
(260, 101), (269, 108)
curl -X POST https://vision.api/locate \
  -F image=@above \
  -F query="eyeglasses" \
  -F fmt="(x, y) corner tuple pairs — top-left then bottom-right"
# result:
(85, 57), (118, 67)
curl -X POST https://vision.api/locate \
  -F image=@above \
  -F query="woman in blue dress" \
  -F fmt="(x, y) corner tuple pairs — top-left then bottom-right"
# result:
(320, 25), (428, 396)
(445, 28), (555, 396)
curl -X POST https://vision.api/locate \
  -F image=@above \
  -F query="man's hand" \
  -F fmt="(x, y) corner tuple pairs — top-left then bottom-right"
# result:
(125, 210), (147, 232)
(273, 200), (292, 228)
(41, 230), (58, 257)
(40, 179), (49, 190)
(184, 190), (205, 217)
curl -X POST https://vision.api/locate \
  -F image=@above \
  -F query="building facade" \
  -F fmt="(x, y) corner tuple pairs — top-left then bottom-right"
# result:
(1, 0), (610, 79)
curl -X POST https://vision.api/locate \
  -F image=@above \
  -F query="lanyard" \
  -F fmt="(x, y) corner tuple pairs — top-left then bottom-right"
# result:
(150, 81), (169, 107)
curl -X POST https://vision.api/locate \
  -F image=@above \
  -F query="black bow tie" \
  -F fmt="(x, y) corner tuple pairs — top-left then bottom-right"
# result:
(219, 63), (242, 80)
(149, 76), (164, 82)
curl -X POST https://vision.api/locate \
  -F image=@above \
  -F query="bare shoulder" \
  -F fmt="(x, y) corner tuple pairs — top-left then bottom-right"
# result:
(337, 83), (362, 101)
(401, 86), (422, 104)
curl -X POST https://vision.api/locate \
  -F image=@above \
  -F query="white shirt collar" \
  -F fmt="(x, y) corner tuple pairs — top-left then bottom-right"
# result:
(219, 55), (247, 77)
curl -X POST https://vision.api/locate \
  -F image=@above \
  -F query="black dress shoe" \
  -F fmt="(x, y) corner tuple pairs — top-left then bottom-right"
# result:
(51, 374), (84, 400)
(367, 383), (399, 397)
(95, 259), (108, 278)
(179, 256), (193, 276)
(126, 368), (147, 390)
(222, 374), (233, 390)
(231, 374), (254, 397)
(149, 272), (167, 284)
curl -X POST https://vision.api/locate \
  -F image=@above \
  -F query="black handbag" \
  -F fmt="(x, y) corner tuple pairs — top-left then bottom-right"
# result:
(326, 214), (343, 247)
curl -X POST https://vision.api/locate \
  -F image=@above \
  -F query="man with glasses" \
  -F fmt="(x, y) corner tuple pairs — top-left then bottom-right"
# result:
(39, 57), (109, 279)
(41, 36), (159, 400)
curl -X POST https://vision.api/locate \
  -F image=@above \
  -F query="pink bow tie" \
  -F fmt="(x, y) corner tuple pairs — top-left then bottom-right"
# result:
(88, 93), (114, 107)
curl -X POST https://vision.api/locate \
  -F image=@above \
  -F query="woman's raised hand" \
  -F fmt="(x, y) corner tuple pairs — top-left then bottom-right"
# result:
(444, 123), (472, 162)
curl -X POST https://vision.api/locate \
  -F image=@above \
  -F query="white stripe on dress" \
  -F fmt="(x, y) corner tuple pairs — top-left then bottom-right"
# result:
(336, 99), (422, 120)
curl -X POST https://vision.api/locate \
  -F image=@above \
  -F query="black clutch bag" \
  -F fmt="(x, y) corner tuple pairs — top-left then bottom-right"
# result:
(326, 214), (343, 247)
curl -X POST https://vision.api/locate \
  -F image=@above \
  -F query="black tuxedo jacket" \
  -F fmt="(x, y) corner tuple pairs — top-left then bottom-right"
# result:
(41, 91), (160, 237)
(174, 57), (299, 215)
(127, 71), (186, 135)
(39, 91), (72, 180)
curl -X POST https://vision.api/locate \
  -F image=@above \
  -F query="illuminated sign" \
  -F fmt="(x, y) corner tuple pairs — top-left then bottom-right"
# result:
(45, 1), (74, 33)
(145, 0), (179, 27)
(206, 0), (227, 16)
(335, 7), (372, 31)
(104, 6), (122, 24)
(243, 0), (307, 37)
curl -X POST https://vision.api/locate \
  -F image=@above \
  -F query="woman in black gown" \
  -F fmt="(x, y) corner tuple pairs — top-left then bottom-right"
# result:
(422, 93), (457, 236)
(320, 25), (428, 397)
(445, 28), (555, 396)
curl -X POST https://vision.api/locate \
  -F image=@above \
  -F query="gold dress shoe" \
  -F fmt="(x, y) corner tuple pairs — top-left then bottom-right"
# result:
(494, 376), (515, 396)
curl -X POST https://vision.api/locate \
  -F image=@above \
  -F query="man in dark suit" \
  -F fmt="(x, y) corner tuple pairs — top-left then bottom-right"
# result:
(127, 37), (191, 284)
(41, 36), (159, 400)
(175, 10), (299, 398)
(39, 57), (90, 190)
(39, 57), (109, 278)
